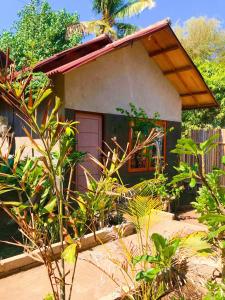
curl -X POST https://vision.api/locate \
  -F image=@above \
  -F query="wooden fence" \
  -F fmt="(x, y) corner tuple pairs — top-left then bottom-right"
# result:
(181, 129), (225, 186)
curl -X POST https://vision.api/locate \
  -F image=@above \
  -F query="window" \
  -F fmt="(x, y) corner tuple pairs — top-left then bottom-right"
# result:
(128, 120), (166, 172)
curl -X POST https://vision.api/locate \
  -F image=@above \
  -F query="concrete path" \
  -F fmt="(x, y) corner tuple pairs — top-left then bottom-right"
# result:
(0, 220), (207, 300)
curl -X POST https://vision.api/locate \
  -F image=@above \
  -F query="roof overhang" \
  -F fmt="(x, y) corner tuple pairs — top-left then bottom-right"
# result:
(34, 19), (218, 110)
(144, 21), (218, 110)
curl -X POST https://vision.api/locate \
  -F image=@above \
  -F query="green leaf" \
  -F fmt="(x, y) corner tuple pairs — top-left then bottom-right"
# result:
(32, 88), (52, 111)
(151, 233), (166, 253)
(189, 177), (197, 188)
(0, 201), (23, 207)
(61, 243), (77, 264)
(199, 134), (219, 154)
(41, 197), (57, 214)
(180, 232), (212, 256)
(208, 225), (225, 240)
(170, 173), (191, 185)
(222, 156), (225, 165)
(219, 240), (225, 249)
(132, 254), (159, 265)
(172, 138), (199, 156)
(43, 293), (54, 300)
(135, 268), (160, 282)
(116, 0), (155, 19)
(199, 214), (225, 223)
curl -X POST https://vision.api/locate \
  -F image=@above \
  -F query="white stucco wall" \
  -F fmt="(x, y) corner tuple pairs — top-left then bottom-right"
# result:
(64, 41), (181, 122)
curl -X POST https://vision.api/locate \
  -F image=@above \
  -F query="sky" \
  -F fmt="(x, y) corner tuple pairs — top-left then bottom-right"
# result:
(0, 0), (224, 33)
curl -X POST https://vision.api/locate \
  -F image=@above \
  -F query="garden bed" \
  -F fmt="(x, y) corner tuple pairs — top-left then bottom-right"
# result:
(0, 222), (136, 278)
(0, 210), (175, 279)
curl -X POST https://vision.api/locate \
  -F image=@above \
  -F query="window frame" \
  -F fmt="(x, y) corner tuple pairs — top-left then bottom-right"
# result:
(128, 119), (167, 173)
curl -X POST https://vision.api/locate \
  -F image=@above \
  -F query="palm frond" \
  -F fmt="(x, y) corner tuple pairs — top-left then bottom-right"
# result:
(130, 178), (161, 198)
(82, 19), (117, 36)
(122, 194), (162, 234)
(115, 0), (156, 19)
(67, 19), (117, 37)
(93, 0), (124, 17)
(115, 22), (138, 38)
(179, 231), (213, 257)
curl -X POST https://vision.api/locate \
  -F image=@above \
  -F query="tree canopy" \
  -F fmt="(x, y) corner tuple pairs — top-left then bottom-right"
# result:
(0, 0), (82, 69)
(175, 17), (225, 62)
(175, 17), (225, 131)
(70, 0), (155, 39)
(182, 59), (225, 131)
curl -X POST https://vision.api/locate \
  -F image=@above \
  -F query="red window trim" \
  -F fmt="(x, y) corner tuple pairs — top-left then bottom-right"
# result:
(128, 119), (167, 173)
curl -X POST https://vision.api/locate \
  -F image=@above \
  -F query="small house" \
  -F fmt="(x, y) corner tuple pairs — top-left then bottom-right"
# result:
(0, 19), (218, 189)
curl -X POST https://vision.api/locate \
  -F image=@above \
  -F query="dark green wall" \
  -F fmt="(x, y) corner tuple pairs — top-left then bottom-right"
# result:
(103, 114), (181, 185)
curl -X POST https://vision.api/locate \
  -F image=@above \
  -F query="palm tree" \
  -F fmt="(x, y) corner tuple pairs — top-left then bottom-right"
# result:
(69, 0), (156, 39)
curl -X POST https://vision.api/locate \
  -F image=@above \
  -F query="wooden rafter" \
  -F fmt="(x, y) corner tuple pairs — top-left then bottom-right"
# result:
(149, 45), (179, 57)
(150, 35), (200, 106)
(180, 91), (208, 97)
(163, 65), (192, 76)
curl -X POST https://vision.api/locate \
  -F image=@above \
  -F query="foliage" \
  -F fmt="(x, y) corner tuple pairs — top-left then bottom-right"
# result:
(0, 56), (167, 299)
(70, 0), (155, 39)
(0, 147), (85, 242)
(73, 128), (163, 233)
(117, 102), (160, 133)
(0, 0), (82, 69)
(44, 294), (54, 300)
(0, 59), (84, 299)
(204, 281), (225, 300)
(175, 17), (225, 131)
(125, 173), (183, 213)
(117, 103), (183, 210)
(116, 102), (163, 167)
(174, 17), (225, 62)
(172, 135), (225, 295)
(87, 188), (210, 299)
(182, 60), (225, 131)
(133, 233), (185, 299)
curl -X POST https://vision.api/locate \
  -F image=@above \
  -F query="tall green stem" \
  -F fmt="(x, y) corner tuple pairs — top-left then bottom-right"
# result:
(58, 164), (65, 300)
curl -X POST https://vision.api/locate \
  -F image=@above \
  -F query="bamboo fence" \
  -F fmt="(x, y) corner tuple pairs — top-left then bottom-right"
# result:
(182, 129), (225, 186)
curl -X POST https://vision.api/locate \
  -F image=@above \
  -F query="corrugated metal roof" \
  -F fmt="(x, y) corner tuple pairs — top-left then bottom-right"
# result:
(45, 19), (169, 76)
(34, 34), (112, 74)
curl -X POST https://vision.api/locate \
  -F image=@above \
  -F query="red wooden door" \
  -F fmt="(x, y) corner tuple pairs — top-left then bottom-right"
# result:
(76, 112), (102, 191)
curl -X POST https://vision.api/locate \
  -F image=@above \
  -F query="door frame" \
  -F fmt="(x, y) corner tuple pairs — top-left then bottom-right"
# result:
(74, 110), (103, 190)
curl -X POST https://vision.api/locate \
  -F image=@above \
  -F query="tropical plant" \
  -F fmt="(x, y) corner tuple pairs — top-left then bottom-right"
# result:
(0, 57), (167, 299)
(171, 134), (225, 295)
(69, 0), (156, 39)
(84, 187), (210, 299)
(73, 128), (162, 234)
(0, 59), (84, 300)
(0, 0), (82, 69)
(132, 233), (185, 300)
(122, 173), (183, 216)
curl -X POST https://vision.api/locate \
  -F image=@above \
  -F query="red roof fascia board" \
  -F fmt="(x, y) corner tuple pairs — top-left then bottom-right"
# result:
(47, 19), (170, 76)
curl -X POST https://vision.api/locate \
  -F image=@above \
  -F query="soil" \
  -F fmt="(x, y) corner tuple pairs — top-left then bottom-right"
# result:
(176, 205), (202, 226)
(0, 209), (23, 259)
